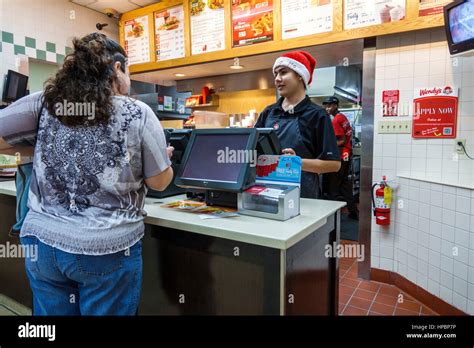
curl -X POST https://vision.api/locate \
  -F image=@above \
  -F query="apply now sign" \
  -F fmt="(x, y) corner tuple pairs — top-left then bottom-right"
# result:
(412, 86), (458, 138)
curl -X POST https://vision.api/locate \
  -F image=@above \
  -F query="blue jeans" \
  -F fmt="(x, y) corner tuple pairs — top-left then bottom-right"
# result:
(20, 235), (142, 316)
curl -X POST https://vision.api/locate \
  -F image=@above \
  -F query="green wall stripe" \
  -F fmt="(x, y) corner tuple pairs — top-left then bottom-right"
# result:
(25, 37), (36, 48)
(14, 45), (25, 55)
(46, 42), (56, 53)
(1, 31), (14, 44)
(36, 50), (46, 60)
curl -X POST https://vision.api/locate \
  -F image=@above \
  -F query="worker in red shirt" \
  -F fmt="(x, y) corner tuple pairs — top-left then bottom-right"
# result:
(323, 96), (359, 220)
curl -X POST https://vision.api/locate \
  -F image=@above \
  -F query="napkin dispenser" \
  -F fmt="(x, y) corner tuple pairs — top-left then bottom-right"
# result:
(238, 184), (300, 221)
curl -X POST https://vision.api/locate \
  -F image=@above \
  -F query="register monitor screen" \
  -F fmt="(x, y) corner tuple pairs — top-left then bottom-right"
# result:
(256, 128), (282, 156)
(2, 70), (29, 103)
(175, 128), (258, 192)
(165, 128), (192, 164)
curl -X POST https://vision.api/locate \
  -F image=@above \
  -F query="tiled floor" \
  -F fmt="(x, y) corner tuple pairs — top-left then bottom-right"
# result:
(339, 240), (438, 316)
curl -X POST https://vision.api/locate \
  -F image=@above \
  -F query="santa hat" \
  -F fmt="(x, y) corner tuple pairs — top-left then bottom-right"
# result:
(273, 51), (317, 88)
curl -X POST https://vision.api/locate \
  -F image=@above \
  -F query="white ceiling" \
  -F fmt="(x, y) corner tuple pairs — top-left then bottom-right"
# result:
(70, 0), (162, 15)
(131, 39), (364, 85)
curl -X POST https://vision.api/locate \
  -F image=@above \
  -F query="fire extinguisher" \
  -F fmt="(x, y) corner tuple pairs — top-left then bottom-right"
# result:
(372, 176), (392, 226)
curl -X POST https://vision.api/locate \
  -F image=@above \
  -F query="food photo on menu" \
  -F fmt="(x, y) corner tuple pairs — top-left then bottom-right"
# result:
(158, 16), (180, 31)
(126, 20), (145, 37)
(376, 0), (406, 23)
(232, 0), (274, 46)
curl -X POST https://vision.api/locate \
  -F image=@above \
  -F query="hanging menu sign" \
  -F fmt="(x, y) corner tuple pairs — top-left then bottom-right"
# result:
(232, 0), (274, 47)
(155, 6), (185, 61)
(190, 0), (225, 55)
(419, 0), (454, 16)
(124, 16), (151, 65)
(344, 0), (406, 30)
(412, 86), (458, 139)
(281, 0), (333, 40)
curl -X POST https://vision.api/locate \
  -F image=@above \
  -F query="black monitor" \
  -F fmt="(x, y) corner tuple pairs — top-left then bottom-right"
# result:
(256, 128), (282, 156)
(444, 0), (474, 56)
(2, 70), (29, 103)
(168, 129), (193, 164)
(175, 128), (258, 192)
(147, 128), (193, 198)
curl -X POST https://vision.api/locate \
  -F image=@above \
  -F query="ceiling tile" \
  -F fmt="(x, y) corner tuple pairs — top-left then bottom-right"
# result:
(71, 0), (97, 6)
(129, 0), (162, 6)
(87, 0), (139, 14)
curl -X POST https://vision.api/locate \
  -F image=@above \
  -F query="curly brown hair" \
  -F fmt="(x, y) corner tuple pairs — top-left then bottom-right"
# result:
(43, 33), (127, 126)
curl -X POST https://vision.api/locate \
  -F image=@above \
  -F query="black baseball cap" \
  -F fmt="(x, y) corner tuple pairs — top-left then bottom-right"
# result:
(322, 96), (339, 105)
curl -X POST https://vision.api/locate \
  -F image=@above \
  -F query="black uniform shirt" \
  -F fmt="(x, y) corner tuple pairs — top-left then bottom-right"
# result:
(255, 96), (340, 198)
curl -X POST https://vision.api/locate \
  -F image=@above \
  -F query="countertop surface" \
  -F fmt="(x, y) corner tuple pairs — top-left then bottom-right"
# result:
(397, 174), (474, 190)
(0, 180), (345, 250)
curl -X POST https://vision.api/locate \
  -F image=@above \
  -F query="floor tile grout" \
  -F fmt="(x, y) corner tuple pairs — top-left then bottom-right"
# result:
(338, 241), (438, 316)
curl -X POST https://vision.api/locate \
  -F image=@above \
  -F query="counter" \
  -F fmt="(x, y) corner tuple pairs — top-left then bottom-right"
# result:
(0, 180), (345, 315)
(397, 174), (474, 190)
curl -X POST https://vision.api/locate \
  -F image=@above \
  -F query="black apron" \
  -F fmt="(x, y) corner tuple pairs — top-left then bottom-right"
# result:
(262, 112), (320, 199)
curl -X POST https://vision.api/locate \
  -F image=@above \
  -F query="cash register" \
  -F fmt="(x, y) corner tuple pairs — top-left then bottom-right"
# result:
(174, 128), (258, 207)
(174, 128), (294, 213)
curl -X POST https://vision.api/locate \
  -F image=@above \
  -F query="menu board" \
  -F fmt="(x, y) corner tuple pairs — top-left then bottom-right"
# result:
(281, 0), (333, 40)
(419, 0), (454, 16)
(155, 6), (185, 61)
(232, 0), (274, 47)
(190, 0), (225, 55)
(124, 16), (151, 65)
(344, 0), (406, 30)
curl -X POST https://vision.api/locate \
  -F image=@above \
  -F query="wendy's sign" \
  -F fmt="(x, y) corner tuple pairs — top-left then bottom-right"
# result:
(412, 86), (458, 138)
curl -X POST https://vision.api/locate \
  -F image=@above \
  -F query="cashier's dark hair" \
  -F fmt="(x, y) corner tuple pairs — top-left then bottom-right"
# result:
(43, 33), (127, 126)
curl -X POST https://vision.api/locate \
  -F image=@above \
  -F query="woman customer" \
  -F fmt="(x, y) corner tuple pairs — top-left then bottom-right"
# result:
(255, 51), (341, 198)
(0, 33), (173, 315)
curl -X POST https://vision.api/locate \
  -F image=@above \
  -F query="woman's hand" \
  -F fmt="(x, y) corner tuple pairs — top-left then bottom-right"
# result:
(282, 148), (296, 156)
(166, 146), (174, 159)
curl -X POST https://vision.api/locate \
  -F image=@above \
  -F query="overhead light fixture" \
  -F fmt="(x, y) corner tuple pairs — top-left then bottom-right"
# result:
(174, 73), (186, 77)
(229, 57), (244, 70)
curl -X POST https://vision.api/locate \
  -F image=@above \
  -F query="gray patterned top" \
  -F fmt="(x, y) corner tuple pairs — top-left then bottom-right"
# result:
(0, 92), (171, 255)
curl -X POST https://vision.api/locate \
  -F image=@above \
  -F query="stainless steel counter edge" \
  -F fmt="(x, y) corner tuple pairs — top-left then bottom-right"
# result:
(0, 180), (345, 250)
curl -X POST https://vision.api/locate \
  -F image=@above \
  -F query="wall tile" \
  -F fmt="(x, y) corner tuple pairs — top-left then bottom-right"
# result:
(428, 279), (440, 297)
(430, 206), (443, 223)
(454, 260), (469, 279)
(429, 249), (441, 268)
(442, 224), (456, 242)
(441, 255), (454, 273)
(440, 269), (454, 289)
(440, 285), (453, 304)
(442, 209), (456, 227)
(456, 212), (471, 231)
(455, 245), (469, 264)
(429, 264), (441, 282)
(418, 245), (429, 263)
(452, 292), (467, 312)
(442, 193), (456, 211)
(454, 276), (468, 297)
(441, 240), (454, 258)
(429, 235), (442, 252)
(456, 196), (471, 215)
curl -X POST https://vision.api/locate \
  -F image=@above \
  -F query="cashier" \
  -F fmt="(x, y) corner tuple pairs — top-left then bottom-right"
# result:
(255, 51), (341, 199)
